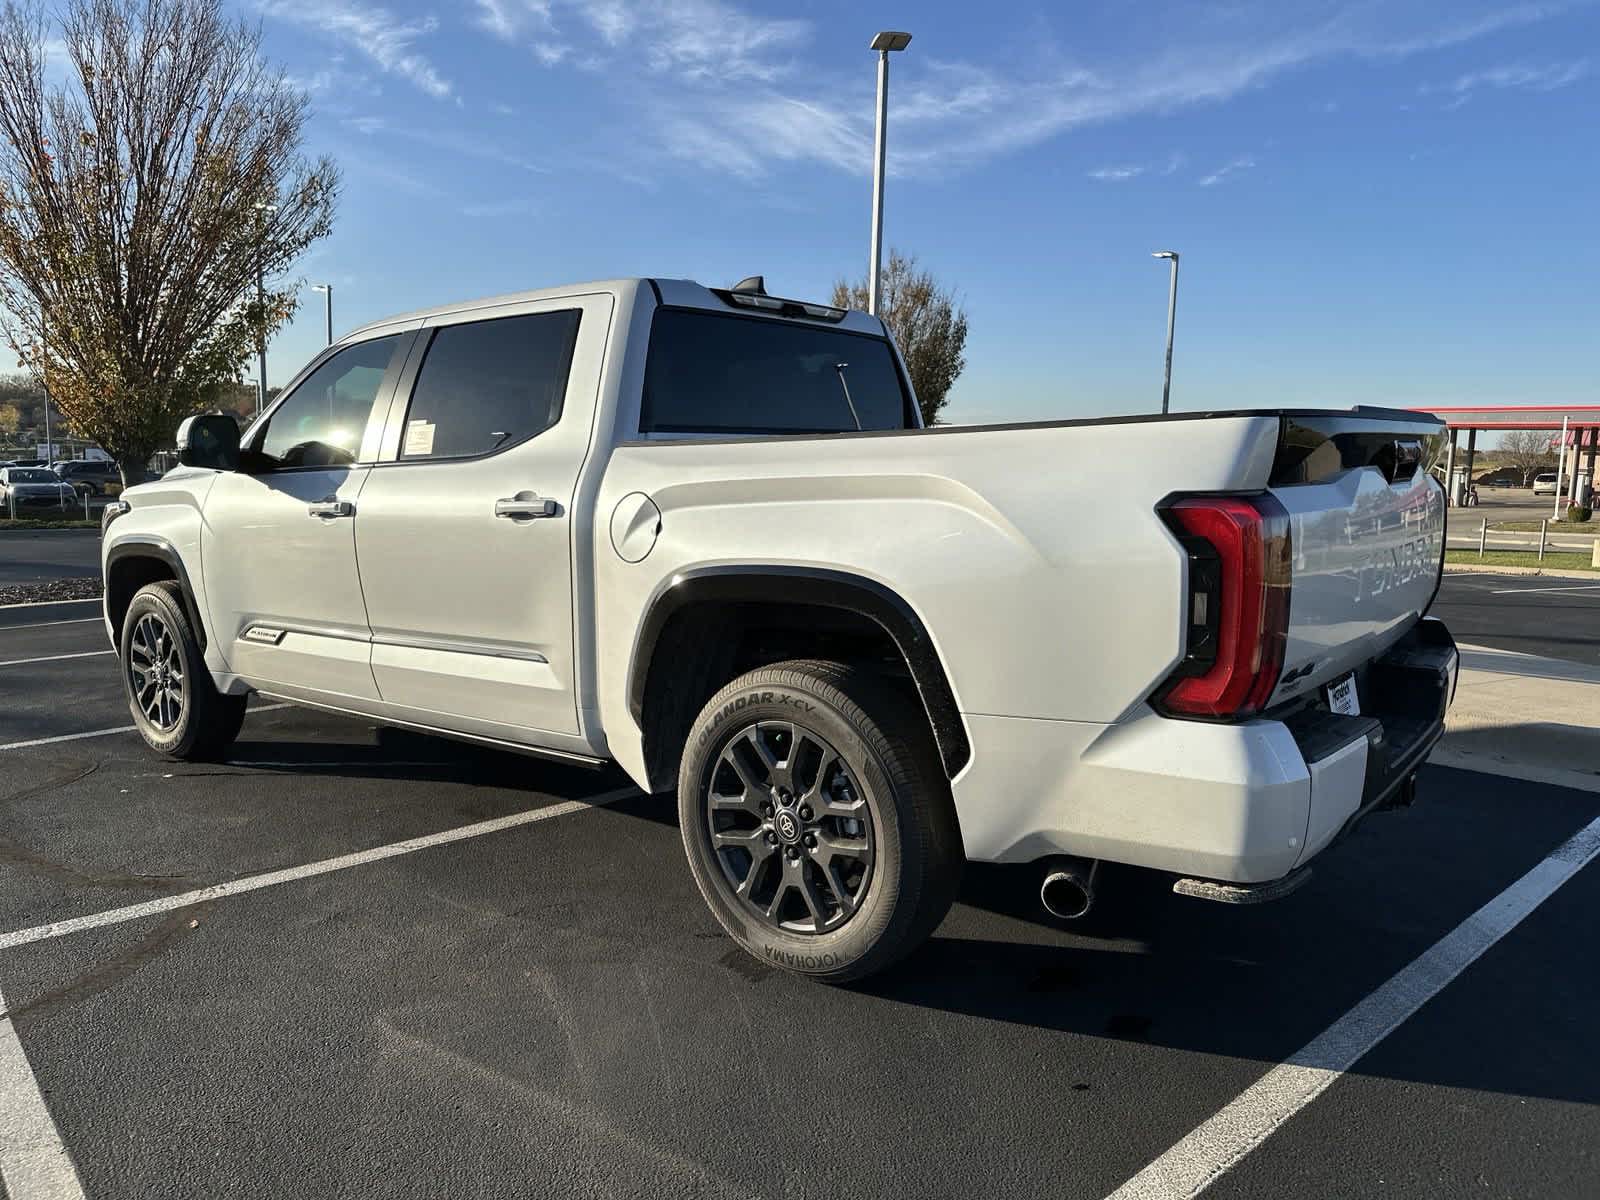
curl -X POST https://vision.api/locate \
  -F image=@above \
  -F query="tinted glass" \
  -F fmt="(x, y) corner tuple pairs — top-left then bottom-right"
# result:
(641, 309), (911, 434)
(400, 311), (581, 460)
(255, 335), (401, 469)
(8, 468), (55, 483)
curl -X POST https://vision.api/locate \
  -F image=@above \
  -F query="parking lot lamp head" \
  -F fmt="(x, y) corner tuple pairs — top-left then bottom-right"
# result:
(868, 31), (912, 317)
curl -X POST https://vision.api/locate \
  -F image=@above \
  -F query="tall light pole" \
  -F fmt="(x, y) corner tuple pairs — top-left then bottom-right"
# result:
(1152, 250), (1180, 414)
(252, 202), (278, 415)
(311, 283), (333, 346)
(867, 31), (912, 316)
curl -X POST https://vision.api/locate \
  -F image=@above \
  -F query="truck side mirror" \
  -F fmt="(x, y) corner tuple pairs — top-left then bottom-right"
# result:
(176, 413), (241, 472)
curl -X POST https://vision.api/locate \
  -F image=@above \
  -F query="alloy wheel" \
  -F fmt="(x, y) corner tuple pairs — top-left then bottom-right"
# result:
(128, 612), (185, 732)
(704, 720), (875, 935)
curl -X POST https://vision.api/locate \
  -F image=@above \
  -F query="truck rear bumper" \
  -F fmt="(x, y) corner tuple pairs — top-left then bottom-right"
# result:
(950, 618), (1457, 880)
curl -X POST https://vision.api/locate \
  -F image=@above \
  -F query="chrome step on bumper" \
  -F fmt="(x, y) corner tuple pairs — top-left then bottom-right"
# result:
(1172, 868), (1313, 905)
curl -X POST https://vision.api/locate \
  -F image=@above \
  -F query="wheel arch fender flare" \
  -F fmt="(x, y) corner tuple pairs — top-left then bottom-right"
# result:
(105, 535), (208, 650)
(627, 565), (971, 777)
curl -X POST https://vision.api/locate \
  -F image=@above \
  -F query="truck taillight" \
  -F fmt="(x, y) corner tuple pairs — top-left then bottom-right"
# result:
(1156, 494), (1292, 720)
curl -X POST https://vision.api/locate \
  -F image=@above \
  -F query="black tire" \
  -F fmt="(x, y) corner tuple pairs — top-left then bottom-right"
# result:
(678, 659), (963, 983)
(119, 581), (247, 760)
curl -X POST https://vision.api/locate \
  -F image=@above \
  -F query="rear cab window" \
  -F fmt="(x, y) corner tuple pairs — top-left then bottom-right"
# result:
(399, 310), (581, 461)
(640, 308), (914, 435)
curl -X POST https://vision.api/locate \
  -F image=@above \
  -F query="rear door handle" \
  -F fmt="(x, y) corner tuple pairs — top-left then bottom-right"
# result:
(308, 499), (355, 519)
(495, 494), (558, 519)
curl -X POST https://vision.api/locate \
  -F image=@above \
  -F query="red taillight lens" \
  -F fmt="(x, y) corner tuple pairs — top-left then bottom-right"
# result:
(1156, 494), (1292, 720)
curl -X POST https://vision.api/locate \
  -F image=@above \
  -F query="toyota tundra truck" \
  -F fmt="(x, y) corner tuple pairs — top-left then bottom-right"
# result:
(101, 276), (1457, 982)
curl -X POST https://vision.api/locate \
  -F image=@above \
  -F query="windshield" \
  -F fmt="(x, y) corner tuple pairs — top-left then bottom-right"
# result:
(641, 309), (913, 435)
(7, 468), (56, 483)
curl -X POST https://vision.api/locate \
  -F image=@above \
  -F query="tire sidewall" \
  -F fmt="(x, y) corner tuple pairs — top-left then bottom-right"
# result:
(118, 585), (204, 756)
(679, 675), (907, 977)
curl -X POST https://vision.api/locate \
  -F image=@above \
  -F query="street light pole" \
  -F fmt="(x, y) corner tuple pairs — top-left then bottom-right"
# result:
(867, 31), (912, 317)
(1152, 250), (1180, 414)
(312, 284), (333, 346)
(252, 202), (278, 415)
(1554, 416), (1569, 521)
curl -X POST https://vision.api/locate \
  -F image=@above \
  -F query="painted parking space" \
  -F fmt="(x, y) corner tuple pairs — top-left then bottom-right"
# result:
(0, 646), (1596, 1199)
(1431, 574), (1600, 666)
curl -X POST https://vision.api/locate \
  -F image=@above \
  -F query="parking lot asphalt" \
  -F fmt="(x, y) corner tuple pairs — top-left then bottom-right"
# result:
(1432, 573), (1600, 666)
(0, 529), (102, 587)
(1, 607), (1597, 1199)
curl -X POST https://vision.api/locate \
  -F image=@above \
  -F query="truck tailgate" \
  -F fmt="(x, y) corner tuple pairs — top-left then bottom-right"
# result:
(1266, 413), (1446, 707)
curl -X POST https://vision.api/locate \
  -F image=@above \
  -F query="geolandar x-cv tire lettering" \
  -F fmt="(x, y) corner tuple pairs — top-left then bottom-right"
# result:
(119, 581), (247, 761)
(678, 659), (963, 983)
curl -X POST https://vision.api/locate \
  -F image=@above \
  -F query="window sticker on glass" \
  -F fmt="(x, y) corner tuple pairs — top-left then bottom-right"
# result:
(404, 420), (436, 457)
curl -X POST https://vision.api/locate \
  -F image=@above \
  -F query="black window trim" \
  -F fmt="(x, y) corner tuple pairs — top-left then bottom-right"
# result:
(638, 304), (918, 437)
(372, 307), (585, 470)
(239, 329), (417, 475)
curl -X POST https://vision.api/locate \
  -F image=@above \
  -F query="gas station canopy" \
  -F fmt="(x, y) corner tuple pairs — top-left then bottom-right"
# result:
(1410, 405), (1600, 431)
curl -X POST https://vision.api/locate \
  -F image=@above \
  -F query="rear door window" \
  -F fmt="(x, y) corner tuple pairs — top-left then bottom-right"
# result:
(399, 310), (582, 460)
(641, 309), (912, 434)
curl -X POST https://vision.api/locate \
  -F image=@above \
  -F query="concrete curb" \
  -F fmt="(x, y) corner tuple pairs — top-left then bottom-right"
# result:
(1444, 563), (1598, 579)
(1439, 643), (1600, 787)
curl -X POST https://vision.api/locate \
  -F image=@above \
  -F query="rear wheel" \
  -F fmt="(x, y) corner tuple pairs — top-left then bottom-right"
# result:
(119, 582), (246, 760)
(678, 659), (962, 983)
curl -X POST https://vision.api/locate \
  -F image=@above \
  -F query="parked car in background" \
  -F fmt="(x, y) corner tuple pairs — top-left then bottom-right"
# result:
(0, 466), (76, 510)
(56, 459), (124, 497)
(1532, 472), (1558, 495)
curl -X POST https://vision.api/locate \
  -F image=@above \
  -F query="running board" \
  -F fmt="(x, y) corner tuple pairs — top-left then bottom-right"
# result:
(1172, 866), (1312, 905)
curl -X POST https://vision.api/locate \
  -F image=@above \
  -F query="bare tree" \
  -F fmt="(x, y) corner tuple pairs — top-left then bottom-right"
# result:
(1498, 429), (1556, 485)
(0, 0), (338, 484)
(833, 249), (968, 426)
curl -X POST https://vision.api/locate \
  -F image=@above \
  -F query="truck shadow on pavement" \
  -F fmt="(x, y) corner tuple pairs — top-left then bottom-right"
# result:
(207, 731), (1598, 1108)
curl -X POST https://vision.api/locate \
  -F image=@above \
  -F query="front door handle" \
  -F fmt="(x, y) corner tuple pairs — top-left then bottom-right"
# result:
(308, 499), (355, 519)
(495, 493), (558, 519)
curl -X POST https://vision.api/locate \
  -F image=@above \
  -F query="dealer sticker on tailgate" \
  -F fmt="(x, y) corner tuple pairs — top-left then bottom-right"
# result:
(1327, 672), (1360, 717)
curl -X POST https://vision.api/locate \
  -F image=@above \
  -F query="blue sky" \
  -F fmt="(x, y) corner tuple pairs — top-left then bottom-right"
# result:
(234, 2), (1597, 421)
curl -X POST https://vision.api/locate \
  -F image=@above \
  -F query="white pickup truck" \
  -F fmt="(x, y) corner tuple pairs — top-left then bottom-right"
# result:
(101, 276), (1457, 981)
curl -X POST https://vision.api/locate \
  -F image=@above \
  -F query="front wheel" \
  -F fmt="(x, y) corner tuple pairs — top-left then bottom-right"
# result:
(119, 582), (247, 760)
(678, 659), (963, 983)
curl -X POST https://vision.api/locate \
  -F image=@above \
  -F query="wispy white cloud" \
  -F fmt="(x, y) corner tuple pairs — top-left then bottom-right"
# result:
(341, 115), (551, 174)
(1424, 57), (1590, 106)
(461, 0), (1581, 182)
(258, 1), (453, 99)
(531, 41), (570, 67)
(1088, 164), (1146, 182)
(1198, 157), (1256, 187)
(474, 0), (552, 43)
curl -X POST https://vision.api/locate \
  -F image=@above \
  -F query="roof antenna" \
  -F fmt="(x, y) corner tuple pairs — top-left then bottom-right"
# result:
(832, 363), (863, 431)
(731, 275), (767, 295)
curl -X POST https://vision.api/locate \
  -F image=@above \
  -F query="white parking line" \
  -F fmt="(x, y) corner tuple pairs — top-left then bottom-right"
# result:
(0, 702), (292, 752)
(0, 597), (99, 611)
(0, 980), (86, 1199)
(1106, 809), (1600, 1200)
(0, 618), (101, 631)
(0, 650), (112, 669)
(0, 786), (639, 953)
(1489, 583), (1600, 595)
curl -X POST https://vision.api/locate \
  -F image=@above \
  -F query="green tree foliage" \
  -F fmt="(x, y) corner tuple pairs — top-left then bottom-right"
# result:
(832, 249), (969, 426)
(0, 0), (338, 483)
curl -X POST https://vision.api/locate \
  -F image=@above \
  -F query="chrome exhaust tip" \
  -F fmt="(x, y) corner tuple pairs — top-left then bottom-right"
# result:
(1040, 857), (1099, 920)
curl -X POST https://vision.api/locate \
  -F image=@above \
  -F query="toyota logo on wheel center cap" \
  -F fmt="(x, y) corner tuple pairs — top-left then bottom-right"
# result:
(774, 810), (801, 844)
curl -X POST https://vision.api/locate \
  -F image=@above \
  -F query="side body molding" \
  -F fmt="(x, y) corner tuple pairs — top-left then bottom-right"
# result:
(627, 565), (971, 776)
